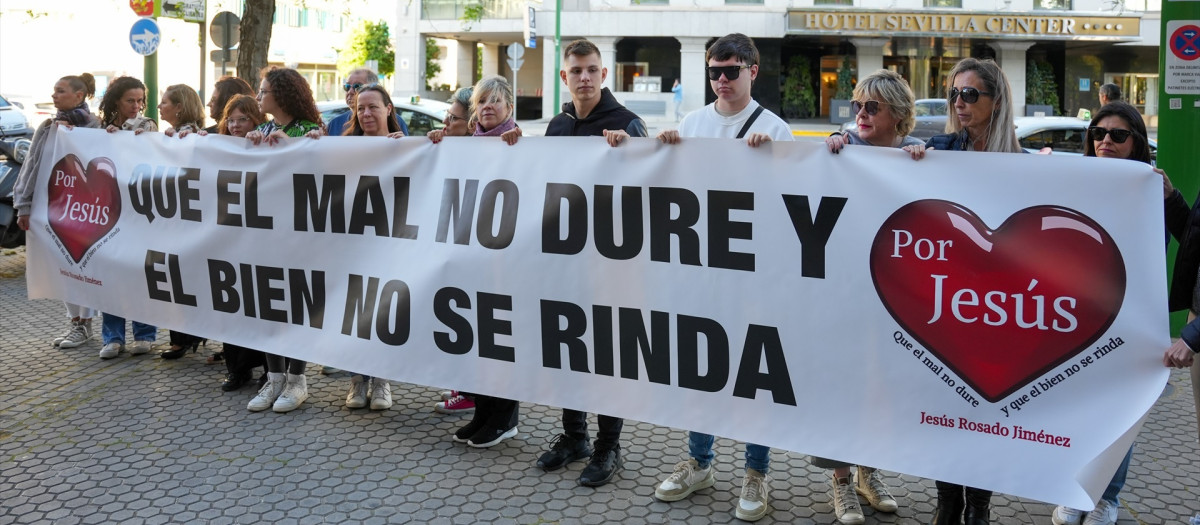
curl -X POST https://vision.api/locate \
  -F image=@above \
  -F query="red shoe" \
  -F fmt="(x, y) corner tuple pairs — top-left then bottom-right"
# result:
(435, 394), (475, 414)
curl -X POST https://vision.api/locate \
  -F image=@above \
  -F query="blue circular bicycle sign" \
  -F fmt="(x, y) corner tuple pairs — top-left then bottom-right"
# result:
(129, 17), (161, 56)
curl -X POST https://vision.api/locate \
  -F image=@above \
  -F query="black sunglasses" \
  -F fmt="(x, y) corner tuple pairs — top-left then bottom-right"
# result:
(343, 82), (365, 92)
(706, 65), (752, 81)
(948, 86), (992, 104)
(1088, 126), (1134, 144)
(851, 100), (885, 116)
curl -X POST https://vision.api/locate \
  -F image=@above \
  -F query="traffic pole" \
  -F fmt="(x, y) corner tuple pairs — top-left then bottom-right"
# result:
(1161, 0), (1200, 335)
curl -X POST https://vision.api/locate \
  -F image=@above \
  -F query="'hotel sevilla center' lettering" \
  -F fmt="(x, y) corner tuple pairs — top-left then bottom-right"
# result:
(786, 10), (1141, 41)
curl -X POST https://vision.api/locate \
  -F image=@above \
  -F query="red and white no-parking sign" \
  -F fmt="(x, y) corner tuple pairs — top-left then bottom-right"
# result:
(1166, 20), (1200, 94)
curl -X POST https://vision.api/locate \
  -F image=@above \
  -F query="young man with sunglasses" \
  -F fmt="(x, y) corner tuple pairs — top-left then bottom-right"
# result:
(326, 68), (409, 137)
(653, 32), (792, 523)
(535, 39), (647, 488)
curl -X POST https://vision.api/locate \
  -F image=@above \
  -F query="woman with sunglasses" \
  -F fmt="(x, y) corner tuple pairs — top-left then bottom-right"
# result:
(335, 84), (405, 411)
(325, 68), (407, 137)
(426, 86), (474, 144)
(819, 70), (915, 524)
(1050, 101), (1160, 525)
(912, 58), (1021, 525)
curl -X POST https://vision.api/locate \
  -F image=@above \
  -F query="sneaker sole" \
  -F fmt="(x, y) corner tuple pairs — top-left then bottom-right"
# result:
(59, 338), (91, 349)
(468, 427), (519, 448)
(369, 401), (393, 410)
(272, 395), (308, 413)
(735, 502), (771, 522)
(434, 405), (475, 414)
(654, 472), (716, 502)
(346, 400), (368, 409)
(856, 488), (898, 513)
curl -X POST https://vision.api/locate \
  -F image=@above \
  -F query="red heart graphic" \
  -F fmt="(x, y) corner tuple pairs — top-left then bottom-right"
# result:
(46, 154), (122, 263)
(869, 200), (1126, 403)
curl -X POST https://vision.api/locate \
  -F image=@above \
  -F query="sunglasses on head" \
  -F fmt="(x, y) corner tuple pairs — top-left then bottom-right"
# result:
(948, 86), (992, 104)
(851, 100), (885, 116)
(343, 82), (365, 92)
(706, 65), (752, 81)
(1088, 126), (1134, 144)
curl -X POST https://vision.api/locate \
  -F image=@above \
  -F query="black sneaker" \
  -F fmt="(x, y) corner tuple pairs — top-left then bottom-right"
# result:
(578, 444), (622, 487)
(467, 425), (519, 448)
(220, 373), (251, 392)
(536, 434), (593, 471)
(453, 418), (487, 443)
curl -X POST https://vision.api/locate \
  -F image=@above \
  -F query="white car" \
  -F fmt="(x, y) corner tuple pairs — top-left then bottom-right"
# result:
(0, 94), (33, 139)
(840, 98), (949, 140)
(318, 96), (450, 137)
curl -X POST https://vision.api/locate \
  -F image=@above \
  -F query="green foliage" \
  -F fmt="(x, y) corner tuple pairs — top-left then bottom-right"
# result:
(1026, 60), (1061, 115)
(782, 55), (817, 119)
(337, 20), (395, 77)
(835, 56), (855, 100)
(460, 2), (485, 30)
(425, 38), (443, 91)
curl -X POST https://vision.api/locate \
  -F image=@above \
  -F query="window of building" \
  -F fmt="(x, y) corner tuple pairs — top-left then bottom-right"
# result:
(1034, 0), (1072, 9)
(725, 0), (764, 5)
(813, 0), (854, 5)
(923, 0), (961, 7)
(636, 0), (670, 4)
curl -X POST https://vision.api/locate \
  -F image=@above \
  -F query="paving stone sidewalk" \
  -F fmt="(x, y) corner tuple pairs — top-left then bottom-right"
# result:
(0, 246), (1196, 524)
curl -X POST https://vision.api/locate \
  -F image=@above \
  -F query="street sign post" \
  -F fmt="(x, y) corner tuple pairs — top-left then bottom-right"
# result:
(129, 17), (161, 56)
(524, 5), (537, 49)
(507, 43), (525, 118)
(209, 11), (240, 76)
(1161, 0), (1200, 340)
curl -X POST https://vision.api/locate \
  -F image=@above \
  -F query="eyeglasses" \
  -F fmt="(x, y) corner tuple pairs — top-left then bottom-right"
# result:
(851, 100), (885, 116)
(1088, 126), (1134, 144)
(257, 89), (272, 96)
(705, 65), (752, 81)
(344, 82), (365, 92)
(948, 86), (992, 104)
(445, 112), (468, 123)
(226, 117), (251, 125)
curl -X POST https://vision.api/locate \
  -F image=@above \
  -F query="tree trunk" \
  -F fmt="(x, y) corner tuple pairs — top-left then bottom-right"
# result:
(237, 0), (276, 87)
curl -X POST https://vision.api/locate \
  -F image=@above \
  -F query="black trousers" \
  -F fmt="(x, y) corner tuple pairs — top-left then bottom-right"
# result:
(473, 395), (519, 430)
(169, 331), (202, 348)
(223, 343), (265, 378)
(563, 410), (623, 447)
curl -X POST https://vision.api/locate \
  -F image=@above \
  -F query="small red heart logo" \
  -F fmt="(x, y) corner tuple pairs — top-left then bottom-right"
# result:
(46, 154), (122, 263)
(870, 200), (1126, 403)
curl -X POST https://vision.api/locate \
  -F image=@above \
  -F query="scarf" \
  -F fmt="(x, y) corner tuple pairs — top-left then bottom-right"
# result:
(473, 117), (517, 137)
(57, 101), (93, 127)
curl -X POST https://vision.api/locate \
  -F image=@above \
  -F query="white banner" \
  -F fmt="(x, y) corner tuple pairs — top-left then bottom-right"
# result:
(26, 127), (1169, 508)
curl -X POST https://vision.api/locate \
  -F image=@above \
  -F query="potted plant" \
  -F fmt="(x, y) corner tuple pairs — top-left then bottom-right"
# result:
(829, 56), (855, 124)
(1025, 61), (1060, 117)
(782, 55), (817, 119)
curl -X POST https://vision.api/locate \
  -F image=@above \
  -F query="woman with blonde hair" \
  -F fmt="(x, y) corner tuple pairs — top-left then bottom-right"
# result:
(159, 84), (207, 137)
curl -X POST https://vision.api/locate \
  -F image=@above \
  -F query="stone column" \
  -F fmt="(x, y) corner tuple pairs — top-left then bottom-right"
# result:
(393, 0), (424, 94)
(481, 44), (500, 78)
(850, 38), (889, 83)
(988, 41), (1035, 118)
(455, 40), (477, 91)
(589, 36), (619, 93)
(677, 37), (709, 117)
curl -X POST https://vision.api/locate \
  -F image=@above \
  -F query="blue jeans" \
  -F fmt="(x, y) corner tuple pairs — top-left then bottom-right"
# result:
(1100, 446), (1132, 505)
(101, 314), (156, 345)
(688, 431), (770, 474)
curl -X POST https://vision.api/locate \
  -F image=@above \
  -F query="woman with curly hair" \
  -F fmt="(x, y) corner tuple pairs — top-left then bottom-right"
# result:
(100, 76), (156, 134)
(246, 66), (322, 146)
(243, 66), (321, 412)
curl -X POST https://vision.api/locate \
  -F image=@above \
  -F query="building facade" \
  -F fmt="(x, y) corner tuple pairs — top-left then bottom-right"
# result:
(393, 0), (1160, 123)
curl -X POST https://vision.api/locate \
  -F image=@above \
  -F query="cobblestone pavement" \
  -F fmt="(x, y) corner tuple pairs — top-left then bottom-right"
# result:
(0, 246), (1196, 524)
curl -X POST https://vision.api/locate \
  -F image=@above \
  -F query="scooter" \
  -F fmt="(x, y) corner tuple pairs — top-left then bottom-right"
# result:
(0, 136), (32, 248)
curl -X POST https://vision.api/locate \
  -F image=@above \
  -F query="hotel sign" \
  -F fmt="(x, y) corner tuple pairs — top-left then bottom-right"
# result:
(787, 10), (1140, 40)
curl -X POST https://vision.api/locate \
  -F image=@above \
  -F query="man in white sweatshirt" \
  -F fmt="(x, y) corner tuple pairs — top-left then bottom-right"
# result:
(652, 32), (793, 523)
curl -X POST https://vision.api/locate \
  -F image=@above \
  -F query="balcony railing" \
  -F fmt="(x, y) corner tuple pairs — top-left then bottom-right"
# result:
(421, 0), (525, 20)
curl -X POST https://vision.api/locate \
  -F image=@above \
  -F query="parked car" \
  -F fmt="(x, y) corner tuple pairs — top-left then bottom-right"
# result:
(3, 95), (56, 127)
(0, 94), (34, 139)
(317, 96), (450, 137)
(840, 98), (948, 140)
(1014, 116), (1157, 162)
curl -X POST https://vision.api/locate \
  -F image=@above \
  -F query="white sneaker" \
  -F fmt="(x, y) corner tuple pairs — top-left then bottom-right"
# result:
(1081, 500), (1118, 525)
(1053, 506), (1084, 525)
(98, 342), (123, 359)
(58, 319), (93, 348)
(369, 379), (392, 410)
(831, 473), (865, 525)
(345, 375), (368, 408)
(273, 373), (308, 413)
(736, 468), (770, 522)
(248, 373), (286, 412)
(440, 390), (455, 401)
(855, 466), (898, 512)
(654, 459), (716, 502)
(128, 340), (152, 355)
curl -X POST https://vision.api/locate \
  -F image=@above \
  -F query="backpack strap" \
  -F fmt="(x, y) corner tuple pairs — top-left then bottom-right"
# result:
(735, 106), (765, 139)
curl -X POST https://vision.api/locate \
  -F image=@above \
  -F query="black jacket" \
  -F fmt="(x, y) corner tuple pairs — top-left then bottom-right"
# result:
(1165, 188), (1200, 352)
(545, 88), (647, 138)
